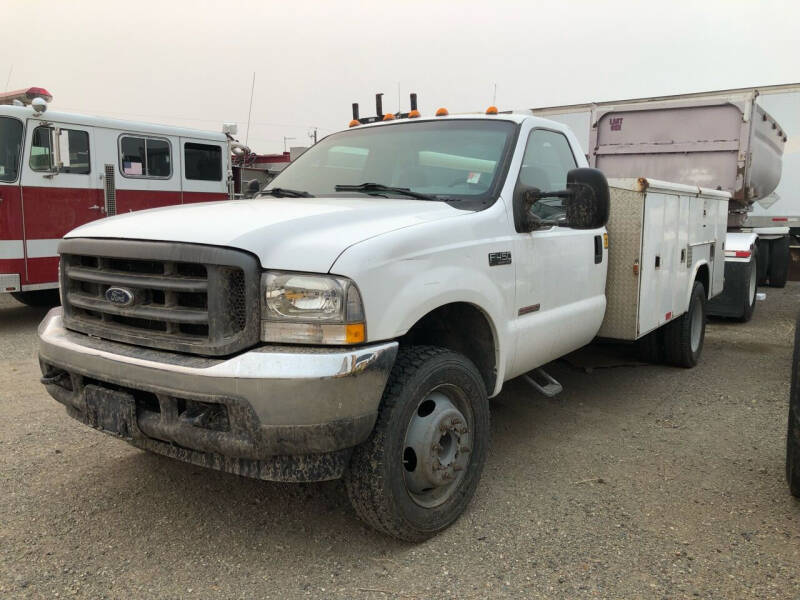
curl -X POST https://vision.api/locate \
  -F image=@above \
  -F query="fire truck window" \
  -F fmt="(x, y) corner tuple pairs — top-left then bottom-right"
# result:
(29, 126), (53, 171)
(29, 126), (90, 174)
(120, 136), (171, 178)
(147, 139), (170, 177)
(185, 143), (222, 181)
(62, 130), (90, 175)
(0, 117), (23, 182)
(121, 136), (146, 176)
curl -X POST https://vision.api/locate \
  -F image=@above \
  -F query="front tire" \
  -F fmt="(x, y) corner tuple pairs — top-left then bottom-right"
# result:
(10, 289), (60, 307)
(664, 281), (706, 368)
(345, 346), (490, 541)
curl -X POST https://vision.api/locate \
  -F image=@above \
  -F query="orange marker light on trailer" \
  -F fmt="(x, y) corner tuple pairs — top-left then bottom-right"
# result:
(383, 113), (395, 121)
(408, 109), (420, 118)
(485, 106), (498, 115)
(435, 107), (449, 117)
(349, 119), (360, 128)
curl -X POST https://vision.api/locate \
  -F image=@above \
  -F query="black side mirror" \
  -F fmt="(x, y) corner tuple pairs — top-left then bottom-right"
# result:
(512, 167), (609, 232)
(565, 168), (609, 230)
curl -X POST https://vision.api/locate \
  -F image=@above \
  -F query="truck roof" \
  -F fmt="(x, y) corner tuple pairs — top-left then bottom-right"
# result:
(346, 111), (572, 133)
(0, 104), (229, 141)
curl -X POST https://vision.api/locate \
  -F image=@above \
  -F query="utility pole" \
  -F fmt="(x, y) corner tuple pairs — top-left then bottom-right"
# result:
(308, 127), (318, 144)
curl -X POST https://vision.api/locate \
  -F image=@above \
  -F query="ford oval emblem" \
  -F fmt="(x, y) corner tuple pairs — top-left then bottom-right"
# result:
(105, 287), (135, 306)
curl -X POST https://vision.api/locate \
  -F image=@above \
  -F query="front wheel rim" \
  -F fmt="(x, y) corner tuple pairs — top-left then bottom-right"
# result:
(402, 387), (472, 508)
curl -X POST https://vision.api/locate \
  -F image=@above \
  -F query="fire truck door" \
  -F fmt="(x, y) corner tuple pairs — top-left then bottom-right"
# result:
(20, 120), (102, 285)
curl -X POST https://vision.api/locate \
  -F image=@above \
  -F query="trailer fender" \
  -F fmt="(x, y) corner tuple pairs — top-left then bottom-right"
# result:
(724, 232), (758, 262)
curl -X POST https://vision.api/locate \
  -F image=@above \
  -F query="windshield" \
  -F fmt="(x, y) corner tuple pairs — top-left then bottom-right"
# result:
(0, 117), (23, 183)
(266, 119), (517, 203)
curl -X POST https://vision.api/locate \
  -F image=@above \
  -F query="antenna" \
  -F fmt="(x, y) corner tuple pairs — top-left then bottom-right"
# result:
(283, 136), (296, 152)
(4, 65), (12, 92)
(492, 83), (497, 106)
(245, 72), (256, 147)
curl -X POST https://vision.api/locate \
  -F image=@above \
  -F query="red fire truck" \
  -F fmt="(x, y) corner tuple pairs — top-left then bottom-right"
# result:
(0, 87), (233, 305)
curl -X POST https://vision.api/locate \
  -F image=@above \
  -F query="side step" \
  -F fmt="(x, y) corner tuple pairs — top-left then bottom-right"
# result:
(523, 368), (563, 398)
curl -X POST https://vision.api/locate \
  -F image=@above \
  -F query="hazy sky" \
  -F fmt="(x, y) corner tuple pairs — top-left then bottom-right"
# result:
(2, 0), (797, 154)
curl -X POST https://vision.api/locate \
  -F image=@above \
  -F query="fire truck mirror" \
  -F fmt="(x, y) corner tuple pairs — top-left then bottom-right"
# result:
(58, 130), (71, 169)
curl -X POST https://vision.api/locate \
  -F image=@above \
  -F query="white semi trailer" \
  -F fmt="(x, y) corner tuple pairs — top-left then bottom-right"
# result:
(532, 84), (795, 321)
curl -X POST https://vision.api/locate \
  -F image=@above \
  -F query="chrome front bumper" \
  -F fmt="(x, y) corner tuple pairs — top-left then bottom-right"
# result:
(38, 308), (398, 481)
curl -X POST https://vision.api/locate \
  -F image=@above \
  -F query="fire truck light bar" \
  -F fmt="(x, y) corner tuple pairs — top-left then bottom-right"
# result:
(0, 86), (53, 106)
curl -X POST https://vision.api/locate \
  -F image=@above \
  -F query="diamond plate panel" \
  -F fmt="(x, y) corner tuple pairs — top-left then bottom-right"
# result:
(598, 186), (644, 340)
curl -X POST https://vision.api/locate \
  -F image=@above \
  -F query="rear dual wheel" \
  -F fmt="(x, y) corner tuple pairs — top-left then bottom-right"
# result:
(345, 346), (490, 541)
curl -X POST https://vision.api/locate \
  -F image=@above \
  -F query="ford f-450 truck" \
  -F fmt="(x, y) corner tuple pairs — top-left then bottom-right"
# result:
(37, 100), (729, 540)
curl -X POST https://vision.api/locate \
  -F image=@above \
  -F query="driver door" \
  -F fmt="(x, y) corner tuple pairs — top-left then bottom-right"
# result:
(509, 127), (606, 377)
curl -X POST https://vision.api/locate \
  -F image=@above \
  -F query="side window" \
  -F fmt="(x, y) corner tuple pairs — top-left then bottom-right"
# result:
(29, 126), (90, 174)
(184, 143), (222, 181)
(0, 117), (23, 182)
(120, 135), (171, 178)
(29, 126), (53, 171)
(518, 129), (577, 219)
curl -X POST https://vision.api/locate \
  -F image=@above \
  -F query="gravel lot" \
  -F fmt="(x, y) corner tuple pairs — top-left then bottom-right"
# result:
(1, 287), (799, 599)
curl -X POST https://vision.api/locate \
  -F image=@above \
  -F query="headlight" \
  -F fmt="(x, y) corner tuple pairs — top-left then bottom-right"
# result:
(261, 271), (365, 344)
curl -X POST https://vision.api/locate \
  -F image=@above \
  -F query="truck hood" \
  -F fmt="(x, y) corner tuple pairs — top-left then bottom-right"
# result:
(65, 197), (464, 271)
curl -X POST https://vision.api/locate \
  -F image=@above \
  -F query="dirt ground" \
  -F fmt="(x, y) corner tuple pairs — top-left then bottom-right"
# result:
(1, 287), (799, 599)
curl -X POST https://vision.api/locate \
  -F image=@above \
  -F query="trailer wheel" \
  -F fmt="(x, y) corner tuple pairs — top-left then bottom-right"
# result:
(10, 289), (60, 307)
(664, 281), (706, 368)
(786, 312), (800, 498)
(344, 346), (490, 541)
(768, 236), (790, 288)
(736, 252), (758, 323)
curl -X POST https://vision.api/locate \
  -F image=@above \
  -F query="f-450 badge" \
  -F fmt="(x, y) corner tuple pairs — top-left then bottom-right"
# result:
(488, 252), (512, 266)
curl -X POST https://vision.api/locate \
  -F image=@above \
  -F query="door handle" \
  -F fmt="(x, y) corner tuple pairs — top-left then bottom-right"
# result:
(88, 205), (104, 212)
(594, 235), (603, 264)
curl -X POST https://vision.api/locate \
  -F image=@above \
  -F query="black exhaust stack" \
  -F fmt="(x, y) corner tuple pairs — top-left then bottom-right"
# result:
(352, 103), (360, 122)
(410, 93), (418, 112)
(375, 93), (384, 119)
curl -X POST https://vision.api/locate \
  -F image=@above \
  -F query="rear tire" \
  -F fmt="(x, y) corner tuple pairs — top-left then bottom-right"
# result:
(664, 281), (706, 368)
(344, 346), (490, 541)
(787, 313), (800, 498)
(769, 236), (790, 288)
(10, 289), (60, 307)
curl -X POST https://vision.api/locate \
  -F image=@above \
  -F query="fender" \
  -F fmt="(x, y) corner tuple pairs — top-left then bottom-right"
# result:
(688, 259), (710, 305)
(364, 264), (509, 397)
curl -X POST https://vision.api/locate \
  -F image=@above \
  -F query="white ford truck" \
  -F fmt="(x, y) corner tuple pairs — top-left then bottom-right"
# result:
(37, 100), (729, 540)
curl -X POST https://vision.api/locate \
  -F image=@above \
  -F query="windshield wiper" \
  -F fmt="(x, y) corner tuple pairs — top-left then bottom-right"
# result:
(335, 182), (446, 201)
(261, 187), (314, 198)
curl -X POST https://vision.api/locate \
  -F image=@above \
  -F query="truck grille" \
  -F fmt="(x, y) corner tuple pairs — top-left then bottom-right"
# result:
(59, 239), (260, 356)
